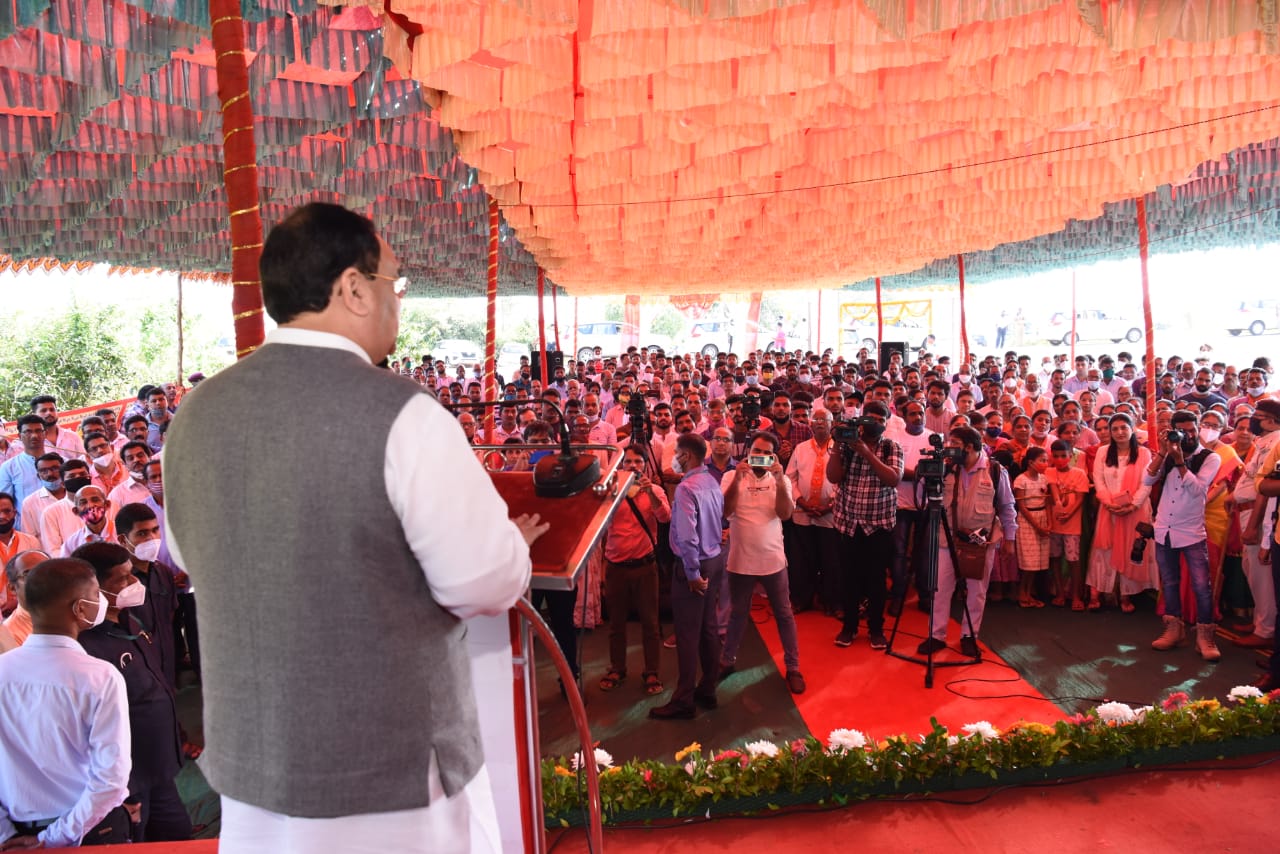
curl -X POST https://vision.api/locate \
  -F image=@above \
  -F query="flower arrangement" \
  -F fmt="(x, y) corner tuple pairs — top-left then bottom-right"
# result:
(542, 688), (1280, 826)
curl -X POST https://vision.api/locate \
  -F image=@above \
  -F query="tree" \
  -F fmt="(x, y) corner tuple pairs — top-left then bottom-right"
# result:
(0, 304), (133, 419)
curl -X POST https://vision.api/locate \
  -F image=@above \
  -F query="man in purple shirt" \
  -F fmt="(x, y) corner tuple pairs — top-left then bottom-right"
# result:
(650, 433), (725, 720)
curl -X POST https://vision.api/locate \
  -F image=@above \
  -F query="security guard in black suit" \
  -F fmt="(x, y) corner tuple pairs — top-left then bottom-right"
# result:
(73, 542), (192, 843)
(114, 502), (180, 689)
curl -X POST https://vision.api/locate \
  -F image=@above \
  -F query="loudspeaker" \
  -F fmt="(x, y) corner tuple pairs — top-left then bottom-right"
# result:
(530, 349), (564, 382)
(879, 341), (909, 368)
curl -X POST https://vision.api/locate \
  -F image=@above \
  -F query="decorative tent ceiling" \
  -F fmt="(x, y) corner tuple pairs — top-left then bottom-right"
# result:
(3, 1), (1280, 300)
(336, 0), (1280, 295)
(0, 0), (546, 296)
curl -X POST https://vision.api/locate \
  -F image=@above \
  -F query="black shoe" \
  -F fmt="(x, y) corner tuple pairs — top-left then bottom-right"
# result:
(916, 637), (946, 655)
(869, 632), (888, 650)
(718, 663), (736, 682)
(960, 636), (981, 658)
(693, 692), (718, 710)
(648, 702), (696, 720)
(834, 628), (856, 647)
(786, 670), (807, 694)
(887, 599), (903, 618)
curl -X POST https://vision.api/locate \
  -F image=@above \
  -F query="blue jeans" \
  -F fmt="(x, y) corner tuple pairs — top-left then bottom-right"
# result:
(1154, 539), (1212, 622)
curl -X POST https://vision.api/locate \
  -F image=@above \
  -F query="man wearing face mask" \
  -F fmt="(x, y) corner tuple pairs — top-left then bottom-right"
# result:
(141, 388), (172, 455)
(61, 485), (116, 558)
(828, 402), (904, 650)
(1073, 368), (1115, 407)
(18, 452), (66, 538)
(34, 460), (92, 558)
(108, 441), (154, 510)
(164, 203), (544, 852)
(73, 542), (191, 843)
(0, 558), (132, 847)
(950, 366), (977, 402)
(0, 494), (40, 616)
(1143, 411), (1222, 659)
(888, 401), (935, 616)
(1228, 368), (1273, 414)
(113, 503), (182, 693)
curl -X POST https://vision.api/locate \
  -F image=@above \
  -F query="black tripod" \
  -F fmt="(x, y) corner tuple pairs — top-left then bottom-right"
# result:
(886, 471), (981, 688)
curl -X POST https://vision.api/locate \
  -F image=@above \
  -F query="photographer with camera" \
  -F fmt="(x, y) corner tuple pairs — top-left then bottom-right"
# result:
(1142, 410), (1222, 660)
(916, 426), (1017, 659)
(827, 402), (904, 651)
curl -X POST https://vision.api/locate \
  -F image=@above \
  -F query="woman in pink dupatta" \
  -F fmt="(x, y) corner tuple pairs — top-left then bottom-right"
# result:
(1088, 415), (1158, 609)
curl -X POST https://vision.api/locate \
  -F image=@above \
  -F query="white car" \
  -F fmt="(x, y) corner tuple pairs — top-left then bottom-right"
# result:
(497, 342), (529, 378)
(574, 322), (672, 361)
(842, 318), (932, 353)
(434, 338), (483, 368)
(1044, 310), (1142, 345)
(1225, 299), (1280, 336)
(675, 319), (735, 357)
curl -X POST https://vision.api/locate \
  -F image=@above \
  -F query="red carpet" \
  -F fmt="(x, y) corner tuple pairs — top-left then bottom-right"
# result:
(756, 600), (1066, 741)
(549, 755), (1280, 852)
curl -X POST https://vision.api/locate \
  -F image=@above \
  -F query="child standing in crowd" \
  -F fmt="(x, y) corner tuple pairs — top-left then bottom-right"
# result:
(1013, 447), (1051, 607)
(1046, 439), (1091, 610)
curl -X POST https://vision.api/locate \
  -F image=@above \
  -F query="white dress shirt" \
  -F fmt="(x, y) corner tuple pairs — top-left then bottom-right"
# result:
(1143, 449), (1221, 548)
(0, 634), (130, 848)
(37, 499), (79, 557)
(18, 487), (64, 537)
(60, 521), (115, 558)
(107, 478), (150, 510)
(166, 327), (528, 852)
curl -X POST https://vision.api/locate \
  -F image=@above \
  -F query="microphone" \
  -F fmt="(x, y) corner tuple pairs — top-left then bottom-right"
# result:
(442, 398), (600, 498)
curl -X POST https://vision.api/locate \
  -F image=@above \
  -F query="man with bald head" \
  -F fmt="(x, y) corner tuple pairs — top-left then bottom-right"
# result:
(3, 549), (49, 647)
(60, 485), (115, 557)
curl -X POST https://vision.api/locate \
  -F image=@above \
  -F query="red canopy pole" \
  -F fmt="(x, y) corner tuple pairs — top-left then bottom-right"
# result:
(573, 297), (580, 362)
(874, 277), (884, 350)
(551, 279), (561, 353)
(956, 255), (970, 367)
(211, 0), (265, 358)
(484, 199), (499, 443)
(814, 289), (821, 353)
(1137, 197), (1158, 449)
(537, 269), (549, 387)
(1070, 268), (1078, 363)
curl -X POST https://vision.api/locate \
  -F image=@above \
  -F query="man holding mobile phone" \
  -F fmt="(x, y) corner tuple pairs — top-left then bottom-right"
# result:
(717, 433), (806, 694)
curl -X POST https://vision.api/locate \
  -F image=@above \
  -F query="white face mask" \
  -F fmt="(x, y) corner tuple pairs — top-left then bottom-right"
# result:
(1087, 381), (1100, 390)
(1199, 427), (1221, 445)
(1003, 379), (1017, 390)
(91, 452), (114, 469)
(132, 539), (163, 563)
(77, 592), (108, 628)
(129, 470), (146, 483)
(112, 580), (147, 609)
(670, 453), (683, 474)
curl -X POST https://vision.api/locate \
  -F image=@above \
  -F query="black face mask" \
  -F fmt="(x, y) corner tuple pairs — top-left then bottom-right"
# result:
(0, 519), (14, 534)
(64, 476), (92, 494)
(1249, 416), (1265, 437)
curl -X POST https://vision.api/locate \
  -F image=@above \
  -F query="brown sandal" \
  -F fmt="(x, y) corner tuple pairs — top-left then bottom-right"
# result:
(599, 670), (624, 691)
(642, 672), (663, 695)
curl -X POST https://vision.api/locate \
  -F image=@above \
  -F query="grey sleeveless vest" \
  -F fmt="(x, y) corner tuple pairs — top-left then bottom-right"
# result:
(163, 342), (482, 817)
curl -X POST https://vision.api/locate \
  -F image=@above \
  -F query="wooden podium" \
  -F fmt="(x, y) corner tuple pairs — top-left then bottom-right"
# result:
(466, 447), (630, 852)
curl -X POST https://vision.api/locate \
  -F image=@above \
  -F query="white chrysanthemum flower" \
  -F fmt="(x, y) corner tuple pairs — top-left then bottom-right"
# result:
(1134, 705), (1154, 722)
(744, 740), (780, 758)
(571, 748), (614, 771)
(946, 735), (960, 747)
(1096, 702), (1137, 724)
(961, 721), (1000, 740)
(1229, 685), (1264, 702)
(826, 728), (868, 752)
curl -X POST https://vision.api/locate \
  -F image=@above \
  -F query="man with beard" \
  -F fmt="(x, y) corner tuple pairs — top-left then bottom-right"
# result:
(28, 396), (84, 462)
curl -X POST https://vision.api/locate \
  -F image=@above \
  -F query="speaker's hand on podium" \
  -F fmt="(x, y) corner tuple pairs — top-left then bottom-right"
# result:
(515, 513), (551, 546)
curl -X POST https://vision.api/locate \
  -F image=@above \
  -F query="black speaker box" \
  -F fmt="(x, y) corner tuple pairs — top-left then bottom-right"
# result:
(530, 349), (564, 382)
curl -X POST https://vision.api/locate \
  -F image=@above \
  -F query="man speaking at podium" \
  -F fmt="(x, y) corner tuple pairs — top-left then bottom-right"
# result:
(163, 203), (548, 853)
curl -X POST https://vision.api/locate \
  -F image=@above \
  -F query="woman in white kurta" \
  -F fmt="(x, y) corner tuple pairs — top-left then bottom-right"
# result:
(1089, 415), (1158, 607)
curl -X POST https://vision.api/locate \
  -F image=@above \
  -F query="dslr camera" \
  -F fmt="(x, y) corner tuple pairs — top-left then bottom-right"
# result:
(1165, 428), (1188, 446)
(1130, 521), (1156, 564)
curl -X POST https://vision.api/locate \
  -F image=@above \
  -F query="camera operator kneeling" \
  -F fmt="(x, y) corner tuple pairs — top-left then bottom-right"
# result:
(1141, 410), (1223, 660)
(917, 426), (1018, 659)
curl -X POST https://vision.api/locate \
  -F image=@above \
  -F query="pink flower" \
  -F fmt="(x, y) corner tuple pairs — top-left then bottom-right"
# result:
(1066, 712), (1092, 726)
(642, 769), (653, 785)
(715, 750), (743, 762)
(790, 739), (809, 756)
(1162, 692), (1190, 711)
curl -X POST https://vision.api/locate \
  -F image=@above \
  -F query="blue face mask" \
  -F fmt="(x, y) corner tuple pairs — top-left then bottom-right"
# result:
(905, 423), (925, 436)
(985, 426), (1001, 438)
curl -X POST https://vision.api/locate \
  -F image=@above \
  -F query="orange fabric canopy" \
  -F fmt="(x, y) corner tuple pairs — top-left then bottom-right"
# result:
(329, 0), (1280, 295)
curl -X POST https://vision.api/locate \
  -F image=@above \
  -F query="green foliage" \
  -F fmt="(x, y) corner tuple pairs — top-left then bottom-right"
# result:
(649, 306), (686, 339)
(0, 304), (133, 418)
(394, 301), (488, 357)
(541, 690), (1280, 825)
(603, 302), (624, 322)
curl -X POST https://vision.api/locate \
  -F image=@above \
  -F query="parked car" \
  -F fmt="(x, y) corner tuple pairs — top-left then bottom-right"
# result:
(574, 322), (672, 361)
(1225, 299), (1280, 336)
(434, 338), (483, 368)
(842, 317), (932, 353)
(1043, 310), (1142, 345)
(675, 319), (735, 357)
(497, 342), (529, 377)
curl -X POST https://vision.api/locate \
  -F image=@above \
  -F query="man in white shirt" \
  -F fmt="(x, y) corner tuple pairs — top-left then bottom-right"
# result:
(1143, 411), (1222, 660)
(107, 442), (152, 511)
(785, 410), (840, 615)
(0, 557), (132, 847)
(18, 454), (67, 538)
(28, 396), (85, 463)
(718, 432), (805, 695)
(888, 401), (935, 615)
(60, 486), (116, 557)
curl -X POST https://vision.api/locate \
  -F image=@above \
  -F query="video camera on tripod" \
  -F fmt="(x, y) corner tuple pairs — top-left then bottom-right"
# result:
(741, 396), (763, 432)
(915, 433), (967, 499)
(626, 392), (651, 444)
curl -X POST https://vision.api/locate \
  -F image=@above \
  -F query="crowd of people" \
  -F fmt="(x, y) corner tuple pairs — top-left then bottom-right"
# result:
(399, 342), (1280, 712)
(4, 310), (1280, 840)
